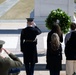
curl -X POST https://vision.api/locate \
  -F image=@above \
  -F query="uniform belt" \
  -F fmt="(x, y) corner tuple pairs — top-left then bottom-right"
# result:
(26, 40), (36, 42)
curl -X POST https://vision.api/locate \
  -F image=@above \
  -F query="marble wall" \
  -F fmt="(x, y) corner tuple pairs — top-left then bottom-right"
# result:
(34, 0), (74, 31)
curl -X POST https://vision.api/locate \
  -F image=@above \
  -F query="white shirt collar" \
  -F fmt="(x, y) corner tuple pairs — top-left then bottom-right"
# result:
(27, 25), (33, 27)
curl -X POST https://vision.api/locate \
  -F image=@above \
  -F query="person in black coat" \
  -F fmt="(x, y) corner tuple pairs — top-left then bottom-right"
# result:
(46, 24), (63, 75)
(20, 18), (41, 75)
(64, 22), (76, 75)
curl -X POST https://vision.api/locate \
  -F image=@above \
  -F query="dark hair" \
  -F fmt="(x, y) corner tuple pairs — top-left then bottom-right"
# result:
(51, 24), (62, 37)
(71, 22), (76, 30)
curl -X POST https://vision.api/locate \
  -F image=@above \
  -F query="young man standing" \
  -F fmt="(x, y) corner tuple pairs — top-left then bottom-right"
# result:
(20, 18), (41, 75)
(65, 22), (76, 75)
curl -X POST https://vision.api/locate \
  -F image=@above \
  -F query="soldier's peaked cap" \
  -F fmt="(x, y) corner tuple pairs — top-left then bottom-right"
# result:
(0, 40), (5, 45)
(26, 18), (34, 22)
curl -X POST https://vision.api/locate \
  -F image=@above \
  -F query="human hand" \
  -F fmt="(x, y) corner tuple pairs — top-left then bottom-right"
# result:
(32, 22), (36, 26)
(2, 48), (10, 54)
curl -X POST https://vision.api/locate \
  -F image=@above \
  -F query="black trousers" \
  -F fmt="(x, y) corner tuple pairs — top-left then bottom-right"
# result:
(25, 63), (35, 75)
(50, 70), (60, 75)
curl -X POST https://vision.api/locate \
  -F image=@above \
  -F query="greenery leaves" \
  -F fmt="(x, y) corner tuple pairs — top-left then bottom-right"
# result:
(45, 9), (71, 33)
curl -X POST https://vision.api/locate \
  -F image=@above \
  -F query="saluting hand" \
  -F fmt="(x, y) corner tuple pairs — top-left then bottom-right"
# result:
(2, 48), (10, 55)
(32, 22), (36, 26)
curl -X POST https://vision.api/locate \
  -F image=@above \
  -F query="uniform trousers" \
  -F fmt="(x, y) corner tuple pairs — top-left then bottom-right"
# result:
(66, 60), (76, 75)
(25, 63), (35, 75)
(49, 70), (60, 75)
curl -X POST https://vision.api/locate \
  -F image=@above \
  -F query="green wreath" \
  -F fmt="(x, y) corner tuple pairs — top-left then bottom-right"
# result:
(45, 9), (71, 33)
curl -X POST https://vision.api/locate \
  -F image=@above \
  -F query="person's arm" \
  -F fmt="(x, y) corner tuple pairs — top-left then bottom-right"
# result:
(47, 32), (51, 50)
(2, 48), (22, 68)
(34, 26), (42, 35)
(32, 22), (42, 35)
(46, 32), (51, 62)
(65, 34), (68, 45)
(59, 44), (62, 60)
(65, 33), (71, 45)
(64, 33), (70, 57)
(20, 30), (24, 52)
(60, 33), (63, 43)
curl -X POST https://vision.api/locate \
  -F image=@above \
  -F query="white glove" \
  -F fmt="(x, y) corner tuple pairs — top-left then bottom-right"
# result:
(32, 22), (36, 26)
(33, 22), (36, 26)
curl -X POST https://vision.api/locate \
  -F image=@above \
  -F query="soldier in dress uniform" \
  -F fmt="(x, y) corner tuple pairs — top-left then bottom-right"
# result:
(20, 18), (42, 75)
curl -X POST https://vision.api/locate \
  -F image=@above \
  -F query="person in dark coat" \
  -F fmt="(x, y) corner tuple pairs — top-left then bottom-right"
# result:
(64, 22), (76, 75)
(20, 18), (41, 75)
(46, 24), (63, 75)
